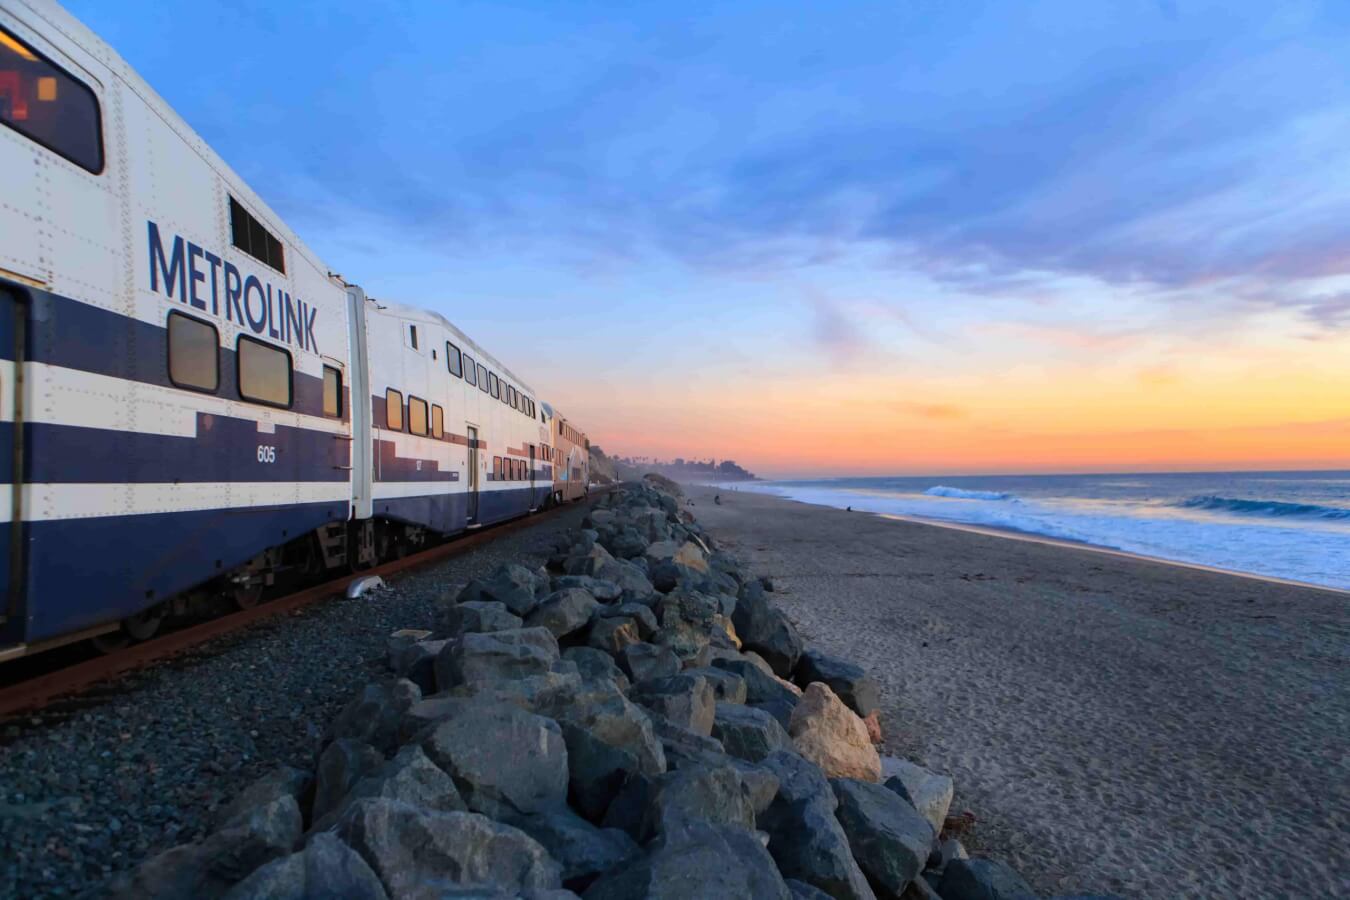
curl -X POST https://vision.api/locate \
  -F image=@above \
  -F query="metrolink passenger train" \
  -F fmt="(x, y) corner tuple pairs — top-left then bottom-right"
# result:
(0, 0), (591, 659)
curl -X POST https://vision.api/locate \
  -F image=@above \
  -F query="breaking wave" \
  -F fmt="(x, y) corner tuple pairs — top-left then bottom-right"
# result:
(924, 486), (1014, 501)
(1176, 495), (1350, 521)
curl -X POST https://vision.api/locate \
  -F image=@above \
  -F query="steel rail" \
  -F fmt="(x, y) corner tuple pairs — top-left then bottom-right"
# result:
(0, 495), (600, 719)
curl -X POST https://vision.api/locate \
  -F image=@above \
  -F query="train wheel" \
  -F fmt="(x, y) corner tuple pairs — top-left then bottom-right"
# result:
(233, 585), (263, 610)
(124, 606), (164, 641)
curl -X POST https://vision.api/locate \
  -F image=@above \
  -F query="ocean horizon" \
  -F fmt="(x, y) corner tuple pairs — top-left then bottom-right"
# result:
(725, 469), (1350, 591)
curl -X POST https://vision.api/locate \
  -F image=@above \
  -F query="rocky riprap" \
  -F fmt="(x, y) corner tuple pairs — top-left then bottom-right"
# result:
(105, 480), (1114, 900)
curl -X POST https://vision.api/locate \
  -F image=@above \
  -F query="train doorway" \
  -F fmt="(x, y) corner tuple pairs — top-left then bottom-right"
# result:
(466, 425), (480, 522)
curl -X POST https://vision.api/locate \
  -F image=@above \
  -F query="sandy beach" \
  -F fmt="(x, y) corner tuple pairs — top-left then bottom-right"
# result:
(687, 484), (1350, 899)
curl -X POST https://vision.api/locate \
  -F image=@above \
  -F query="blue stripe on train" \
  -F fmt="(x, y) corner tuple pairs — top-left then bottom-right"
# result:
(17, 500), (345, 643)
(6, 418), (348, 484)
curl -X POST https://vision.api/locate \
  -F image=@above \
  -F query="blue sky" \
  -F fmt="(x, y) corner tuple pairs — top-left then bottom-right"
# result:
(69, 0), (1350, 474)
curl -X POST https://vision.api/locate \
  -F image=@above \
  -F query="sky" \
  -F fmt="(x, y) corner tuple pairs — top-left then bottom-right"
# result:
(68, 0), (1350, 477)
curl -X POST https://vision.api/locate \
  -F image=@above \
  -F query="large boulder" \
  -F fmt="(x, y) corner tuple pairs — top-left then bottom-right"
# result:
(618, 643), (680, 683)
(584, 817), (791, 900)
(110, 794), (302, 899)
(652, 590), (719, 662)
(712, 656), (800, 708)
(222, 833), (387, 900)
(508, 808), (640, 892)
(711, 702), (791, 762)
(212, 766), (310, 832)
(604, 761), (755, 842)
(312, 739), (386, 825)
(631, 674), (716, 737)
(882, 757), (955, 836)
(593, 556), (657, 604)
(435, 627), (560, 690)
(438, 600), (524, 637)
(311, 744), (465, 832)
(422, 701), (569, 818)
(335, 799), (562, 897)
(789, 683), (881, 782)
(554, 575), (624, 603)
(563, 646), (630, 691)
(651, 718), (728, 770)
(938, 858), (1038, 900)
(795, 650), (880, 718)
(598, 602), (658, 639)
(731, 581), (804, 676)
(831, 778), (934, 896)
(388, 638), (447, 694)
(587, 617), (642, 656)
(558, 695), (667, 821)
(328, 679), (422, 754)
(527, 588), (602, 639)
(757, 751), (875, 900)
(458, 563), (551, 617)
(682, 666), (747, 704)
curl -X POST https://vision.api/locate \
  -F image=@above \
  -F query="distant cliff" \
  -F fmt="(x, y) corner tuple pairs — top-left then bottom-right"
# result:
(589, 448), (756, 483)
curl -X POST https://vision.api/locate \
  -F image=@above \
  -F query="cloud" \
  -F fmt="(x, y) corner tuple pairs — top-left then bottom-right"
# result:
(811, 296), (868, 363)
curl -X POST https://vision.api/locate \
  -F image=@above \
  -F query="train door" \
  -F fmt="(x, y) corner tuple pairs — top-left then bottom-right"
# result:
(0, 286), (24, 635)
(345, 286), (373, 520)
(529, 445), (537, 510)
(466, 424), (480, 522)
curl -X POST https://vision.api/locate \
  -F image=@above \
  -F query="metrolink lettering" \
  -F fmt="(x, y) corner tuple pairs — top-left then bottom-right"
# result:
(148, 220), (318, 353)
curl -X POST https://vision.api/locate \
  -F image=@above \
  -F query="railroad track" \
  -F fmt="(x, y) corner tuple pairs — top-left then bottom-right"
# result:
(0, 497), (601, 720)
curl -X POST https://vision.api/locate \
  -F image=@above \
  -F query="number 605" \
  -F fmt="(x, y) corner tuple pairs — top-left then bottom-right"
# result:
(257, 445), (276, 463)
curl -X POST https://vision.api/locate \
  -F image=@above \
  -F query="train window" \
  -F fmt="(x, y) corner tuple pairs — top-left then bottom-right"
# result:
(167, 312), (219, 392)
(489, 373), (500, 399)
(432, 404), (444, 439)
(493, 456), (502, 480)
(0, 26), (103, 174)
(323, 365), (342, 417)
(463, 355), (477, 386)
(408, 325), (419, 350)
(237, 336), (292, 407)
(408, 396), (428, 435)
(446, 342), (463, 377)
(386, 388), (403, 430)
(477, 363), (489, 393)
(228, 197), (286, 274)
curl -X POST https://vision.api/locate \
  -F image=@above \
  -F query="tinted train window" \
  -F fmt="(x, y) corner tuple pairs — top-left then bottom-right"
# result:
(167, 312), (218, 392)
(386, 389), (403, 430)
(489, 373), (500, 399)
(432, 404), (444, 439)
(323, 365), (342, 417)
(463, 355), (477, 386)
(446, 342), (462, 377)
(493, 456), (502, 480)
(409, 396), (428, 435)
(229, 197), (286, 274)
(477, 363), (489, 393)
(237, 336), (292, 407)
(0, 26), (102, 173)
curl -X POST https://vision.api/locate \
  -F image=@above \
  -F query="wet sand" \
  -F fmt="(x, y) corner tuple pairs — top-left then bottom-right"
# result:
(688, 484), (1350, 899)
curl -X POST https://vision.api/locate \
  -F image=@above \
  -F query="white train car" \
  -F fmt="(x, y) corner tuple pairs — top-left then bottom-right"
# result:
(0, 0), (574, 658)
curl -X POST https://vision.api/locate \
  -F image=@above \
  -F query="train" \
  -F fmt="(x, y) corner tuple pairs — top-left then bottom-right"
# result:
(0, 0), (590, 660)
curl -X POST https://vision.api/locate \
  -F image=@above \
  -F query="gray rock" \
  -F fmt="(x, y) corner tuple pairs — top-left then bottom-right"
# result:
(111, 795), (302, 899)
(730, 759), (780, 816)
(752, 698), (797, 730)
(563, 646), (630, 691)
(527, 588), (601, 639)
(938, 858), (1038, 900)
(561, 721), (643, 822)
(313, 739), (385, 825)
(882, 757), (955, 836)
(436, 627), (561, 690)
(712, 656), (801, 708)
(619, 643), (680, 683)
(795, 650), (880, 718)
(599, 602), (658, 638)
(422, 701), (568, 818)
(311, 744), (464, 832)
(732, 581), (804, 677)
(213, 765), (311, 831)
(458, 563), (551, 617)
(222, 833), (387, 899)
(786, 879), (835, 900)
(607, 528), (649, 560)
(711, 703), (791, 762)
(554, 575), (623, 603)
(389, 639), (447, 694)
(335, 799), (562, 897)
(651, 718), (727, 770)
(682, 666), (747, 704)
(758, 751), (875, 900)
(593, 556), (657, 605)
(329, 679), (422, 754)
(508, 808), (639, 891)
(587, 617), (643, 656)
(652, 590), (720, 662)
(631, 674), (716, 736)
(832, 778), (934, 896)
(584, 817), (790, 900)
(439, 600), (524, 637)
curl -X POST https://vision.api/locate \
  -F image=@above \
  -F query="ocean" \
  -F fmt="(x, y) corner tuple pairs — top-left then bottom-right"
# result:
(729, 470), (1350, 591)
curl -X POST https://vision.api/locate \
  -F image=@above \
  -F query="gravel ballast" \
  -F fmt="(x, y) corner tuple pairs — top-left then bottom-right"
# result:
(0, 503), (592, 899)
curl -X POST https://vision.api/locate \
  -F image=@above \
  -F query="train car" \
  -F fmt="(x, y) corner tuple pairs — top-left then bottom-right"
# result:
(0, 0), (584, 660)
(549, 407), (590, 504)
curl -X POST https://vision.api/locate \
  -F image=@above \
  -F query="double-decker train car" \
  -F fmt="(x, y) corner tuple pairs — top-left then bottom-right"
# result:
(0, 0), (589, 660)
(549, 406), (590, 504)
